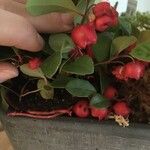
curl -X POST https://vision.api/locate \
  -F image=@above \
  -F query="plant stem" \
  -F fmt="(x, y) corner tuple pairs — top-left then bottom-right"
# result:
(94, 55), (134, 66)
(21, 89), (41, 97)
(0, 84), (19, 97)
(12, 47), (22, 63)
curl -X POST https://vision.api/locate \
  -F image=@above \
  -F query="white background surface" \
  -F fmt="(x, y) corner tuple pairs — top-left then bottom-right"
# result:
(96, 0), (150, 13)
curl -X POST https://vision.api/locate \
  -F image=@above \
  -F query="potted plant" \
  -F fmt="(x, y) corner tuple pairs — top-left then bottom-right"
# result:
(0, 0), (150, 149)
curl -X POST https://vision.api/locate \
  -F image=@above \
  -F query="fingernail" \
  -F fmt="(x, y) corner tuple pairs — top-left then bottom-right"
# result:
(36, 34), (44, 48)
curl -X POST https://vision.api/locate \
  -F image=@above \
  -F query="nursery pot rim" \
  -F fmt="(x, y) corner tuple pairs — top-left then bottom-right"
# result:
(1, 109), (150, 150)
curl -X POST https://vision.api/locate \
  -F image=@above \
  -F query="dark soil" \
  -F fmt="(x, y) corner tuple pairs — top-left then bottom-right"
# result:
(5, 74), (78, 113)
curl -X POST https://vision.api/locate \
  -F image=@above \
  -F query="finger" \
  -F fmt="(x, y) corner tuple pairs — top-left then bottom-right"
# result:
(0, 62), (18, 83)
(12, 0), (26, 3)
(0, 9), (44, 51)
(28, 13), (74, 33)
(1, 0), (74, 33)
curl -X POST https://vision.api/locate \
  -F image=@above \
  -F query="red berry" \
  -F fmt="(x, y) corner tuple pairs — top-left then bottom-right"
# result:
(113, 102), (131, 117)
(73, 101), (90, 118)
(71, 23), (97, 49)
(123, 61), (145, 80)
(91, 107), (108, 120)
(104, 86), (118, 99)
(93, 2), (118, 31)
(95, 16), (112, 32)
(112, 66), (125, 80)
(28, 58), (41, 70)
(93, 2), (111, 17)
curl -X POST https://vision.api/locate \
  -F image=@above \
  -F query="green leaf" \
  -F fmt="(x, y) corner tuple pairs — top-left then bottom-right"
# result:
(51, 75), (74, 88)
(42, 34), (54, 55)
(41, 52), (62, 78)
(138, 30), (150, 43)
(119, 18), (132, 35)
(26, 0), (80, 16)
(93, 32), (114, 61)
(99, 69), (111, 94)
(20, 64), (45, 79)
(130, 41), (150, 62)
(0, 88), (9, 111)
(62, 56), (94, 75)
(37, 79), (54, 100)
(110, 36), (137, 56)
(49, 33), (74, 53)
(74, 0), (86, 25)
(66, 79), (96, 97)
(74, 0), (95, 25)
(90, 93), (110, 108)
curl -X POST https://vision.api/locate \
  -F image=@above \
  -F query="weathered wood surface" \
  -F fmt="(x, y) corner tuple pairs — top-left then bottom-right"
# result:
(0, 110), (150, 150)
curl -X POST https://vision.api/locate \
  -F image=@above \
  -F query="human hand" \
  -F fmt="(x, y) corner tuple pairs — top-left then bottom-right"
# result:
(0, 0), (73, 83)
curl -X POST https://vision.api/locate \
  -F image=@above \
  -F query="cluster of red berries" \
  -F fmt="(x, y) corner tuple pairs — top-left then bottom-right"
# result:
(71, 2), (118, 58)
(73, 99), (131, 120)
(112, 60), (148, 81)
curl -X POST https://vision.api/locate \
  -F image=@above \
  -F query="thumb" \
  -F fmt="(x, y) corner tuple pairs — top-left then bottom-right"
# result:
(0, 63), (18, 83)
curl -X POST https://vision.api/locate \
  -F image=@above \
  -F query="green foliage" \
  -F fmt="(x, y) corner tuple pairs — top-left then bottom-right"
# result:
(110, 36), (137, 56)
(49, 33), (75, 53)
(51, 75), (74, 88)
(0, 88), (9, 111)
(20, 64), (45, 79)
(74, 0), (95, 24)
(119, 18), (132, 35)
(26, 0), (80, 16)
(93, 32), (114, 61)
(123, 12), (150, 31)
(41, 52), (62, 78)
(90, 93), (110, 108)
(66, 79), (96, 97)
(130, 41), (150, 62)
(62, 56), (94, 75)
(37, 79), (54, 100)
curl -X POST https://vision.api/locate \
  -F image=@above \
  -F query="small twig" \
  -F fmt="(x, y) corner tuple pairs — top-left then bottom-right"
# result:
(12, 47), (22, 63)
(21, 89), (41, 97)
(94, 55), (134, 66)
(0, 84), (19, 97)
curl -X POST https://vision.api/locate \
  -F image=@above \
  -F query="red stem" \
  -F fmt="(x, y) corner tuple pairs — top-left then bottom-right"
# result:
(7, 108), (72, 119)
(27, 109), (72, 116)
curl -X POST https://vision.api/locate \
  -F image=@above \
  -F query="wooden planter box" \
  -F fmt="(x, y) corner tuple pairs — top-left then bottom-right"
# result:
(0, 110), (150, 150)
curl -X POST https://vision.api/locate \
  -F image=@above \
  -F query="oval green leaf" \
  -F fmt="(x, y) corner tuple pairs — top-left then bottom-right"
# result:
(20, 64), (45, 79)
(66, 79), (96, 97)
(41, 52), (62, 78)
(110, 36), (137, 56)
(37, 79), (54, 100)
(93, 32), (114, 61)
(51, 75), (74, 88)
(0, 87), (9, 111)
(62, 56), (94, 75)
(26, 0), (80, 16)
(130, 41), (150, 62)
(49, 33), (75, 53)
(90, 93), (110, 108)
